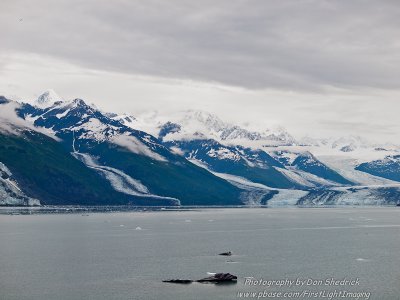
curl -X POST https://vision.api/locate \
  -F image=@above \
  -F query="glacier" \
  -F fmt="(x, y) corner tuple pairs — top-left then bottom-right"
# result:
(1, 90), (400, 206)
(0, 162), (40, 206)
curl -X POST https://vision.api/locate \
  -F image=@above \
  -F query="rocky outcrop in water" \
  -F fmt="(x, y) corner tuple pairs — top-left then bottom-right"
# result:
(197, 273), (237, 283)
(163, 273), (237, 284)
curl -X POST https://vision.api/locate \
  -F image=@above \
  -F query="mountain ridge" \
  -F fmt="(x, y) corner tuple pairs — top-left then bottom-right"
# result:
(1, 91), (400, 206)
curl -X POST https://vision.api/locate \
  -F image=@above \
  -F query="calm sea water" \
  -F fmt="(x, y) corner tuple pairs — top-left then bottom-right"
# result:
(1, 207), (400, 300)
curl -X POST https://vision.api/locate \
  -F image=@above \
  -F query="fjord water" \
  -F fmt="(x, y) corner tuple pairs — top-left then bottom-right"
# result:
(1, 208), (399, 300)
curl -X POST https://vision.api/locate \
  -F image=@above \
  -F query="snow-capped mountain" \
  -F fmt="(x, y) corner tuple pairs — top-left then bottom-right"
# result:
(147, 111), (358, 188)
(299, 135), (376, 152)
(10, 95), (245, 206)
(1, 90), (400, 206)
(34, 89), (63, 108)
(172, 110), (297, 146)
(270, 150), (353, 185)
(114, 109), (297, 146)
(92, 105), (400, 206)
(163, 138), (297, 189)
(108, 113), (136, 127)
(356, 155), (400, 182)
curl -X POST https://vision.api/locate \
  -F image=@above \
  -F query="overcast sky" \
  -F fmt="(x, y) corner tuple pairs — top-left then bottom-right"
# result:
(1, 0), (400, 143)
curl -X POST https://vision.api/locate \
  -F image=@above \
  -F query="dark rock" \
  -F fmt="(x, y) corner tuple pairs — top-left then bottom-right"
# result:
(219, 251), (232, 256)
(158, 122), (181, 139)
(0, 96), (9, 104)
(163, 273), (238, 284)
(196, 273), (237, 283)
(162, 279), (193, 284)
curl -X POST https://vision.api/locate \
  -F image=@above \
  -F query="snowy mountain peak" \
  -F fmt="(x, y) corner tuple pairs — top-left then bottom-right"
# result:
(184, 110), (226, 132)
(158, 110), (296, 146)
(72, 98), (87, 107)
(34, 89), (63, 107)
(110, 113), (136, 127)
(331, 135), (370, 152)
(299, 135), (373, 151)
(107, 109), (296, 146)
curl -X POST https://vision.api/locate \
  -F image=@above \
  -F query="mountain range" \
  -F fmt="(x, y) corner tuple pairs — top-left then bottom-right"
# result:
(1, 90), (399, 206)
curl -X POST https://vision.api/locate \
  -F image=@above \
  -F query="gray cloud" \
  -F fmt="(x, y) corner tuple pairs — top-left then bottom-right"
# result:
(2, 0), (400, 91)
(1, 0), (400, 144)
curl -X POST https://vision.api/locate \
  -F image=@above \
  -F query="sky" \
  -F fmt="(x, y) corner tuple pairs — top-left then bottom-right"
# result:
(1, 0), (400, 143)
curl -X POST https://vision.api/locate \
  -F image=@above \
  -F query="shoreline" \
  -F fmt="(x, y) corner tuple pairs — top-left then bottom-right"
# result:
(1, 204), (399, 215)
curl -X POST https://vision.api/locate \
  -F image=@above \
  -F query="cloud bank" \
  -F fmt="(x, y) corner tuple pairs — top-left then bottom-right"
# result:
(2, 0), (400, 90)
(1, 0), (399, 143)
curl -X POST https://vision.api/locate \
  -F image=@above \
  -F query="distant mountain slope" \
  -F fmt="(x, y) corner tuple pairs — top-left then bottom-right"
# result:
(164, 138), (297, 189)
(0, 131), (175, 205)
(271, 150), (352, 185)
(156, 116), (354, 189)
(15, 97), (243, 206)
(356, 155), (400, 182)
(0, 161), (38, 206)
(82, 141), (243, 205)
